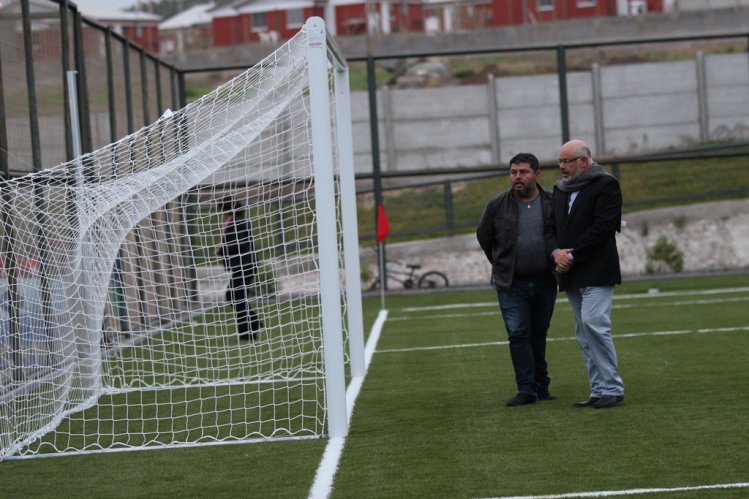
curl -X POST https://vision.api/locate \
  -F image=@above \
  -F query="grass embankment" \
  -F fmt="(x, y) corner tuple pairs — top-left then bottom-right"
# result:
(357, 155), (749, 242)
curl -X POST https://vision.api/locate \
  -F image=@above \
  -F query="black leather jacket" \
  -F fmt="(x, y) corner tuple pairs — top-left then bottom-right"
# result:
(476, 185), (556, 291)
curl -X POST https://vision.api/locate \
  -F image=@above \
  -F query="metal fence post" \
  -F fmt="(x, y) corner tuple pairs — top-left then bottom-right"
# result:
(696, 51), (709, 143)
(0, 42), (8, 179)
(486, 73), (501, 165)
(21, 0), (42, 172)
(140, 49), (150, 124)
(60, 1), (74, 161)
(592, 62), (605, 154)
(556, 44), (570, 144)
(73, 9), (92, 154)
(105, 28), (117, 143)
(443, 180), (454, 237)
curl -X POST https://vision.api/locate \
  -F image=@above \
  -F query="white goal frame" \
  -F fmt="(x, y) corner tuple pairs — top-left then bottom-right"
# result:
(0, 16), (363, 459)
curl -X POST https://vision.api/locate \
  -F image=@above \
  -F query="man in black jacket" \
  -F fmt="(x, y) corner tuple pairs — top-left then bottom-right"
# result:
(217, 196), (262, 341)
(549, 139), (625, 409)
(477, 153), (558, 407)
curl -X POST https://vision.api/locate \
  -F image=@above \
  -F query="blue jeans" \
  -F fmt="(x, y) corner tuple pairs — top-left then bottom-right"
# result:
(566, 286), (624, 397)
(497, 278), (557, 396)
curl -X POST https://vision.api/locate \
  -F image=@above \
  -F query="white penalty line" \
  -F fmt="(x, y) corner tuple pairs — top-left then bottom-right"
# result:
(308, 308), (389, 499)
(376, 325), (749, 354)
(492, 481), (749, 498)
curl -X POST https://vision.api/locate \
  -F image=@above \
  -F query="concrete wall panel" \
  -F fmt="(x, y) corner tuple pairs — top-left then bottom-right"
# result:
(496, 74), (560, 107)
(601, 60), (696, 97)
(498, 138), (564, 163)
(706, 53), (749, 86)
(709, 118), (749, 141)
(603, 94), (698, 127)
(348, 50), (749, 174)
(396, 147), (492, 171)
(390, 86), (489, 119)
(498, 106), (561, 139)
(392, 117), (489, 149)
(708, 87), (749, 119)
(603, 123), (700, 155)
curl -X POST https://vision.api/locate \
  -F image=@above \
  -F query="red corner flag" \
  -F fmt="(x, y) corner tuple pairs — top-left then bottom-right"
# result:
(376, 203), (391, 242)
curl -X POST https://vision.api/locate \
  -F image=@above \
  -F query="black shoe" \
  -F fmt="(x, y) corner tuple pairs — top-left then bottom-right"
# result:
(572, 397), (600, 408)
(592, 395), (624, 409)
(538, 390), (557, 401)
(506, 393), (538, 407)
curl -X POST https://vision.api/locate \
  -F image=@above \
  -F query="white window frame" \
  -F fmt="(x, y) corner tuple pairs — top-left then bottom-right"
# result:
(251, 12), (268, 32)
(576, 0), (597, 7)
(287, 8), (304, 29)
(537, 0), (554, 11)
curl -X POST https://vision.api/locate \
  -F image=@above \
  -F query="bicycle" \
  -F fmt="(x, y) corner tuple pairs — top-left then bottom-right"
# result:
(367, 260), (449, 290)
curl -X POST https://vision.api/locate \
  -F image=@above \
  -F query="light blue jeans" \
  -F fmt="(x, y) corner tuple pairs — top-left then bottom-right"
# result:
(566, 286), (624, 397)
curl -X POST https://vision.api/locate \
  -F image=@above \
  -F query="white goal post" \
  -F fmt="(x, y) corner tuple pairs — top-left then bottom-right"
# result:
(0, 17), (363, 459)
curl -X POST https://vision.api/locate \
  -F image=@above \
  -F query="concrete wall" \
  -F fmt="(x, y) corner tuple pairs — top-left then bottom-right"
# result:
(350, 51), (749, 174)
(676, 0), (749, 11)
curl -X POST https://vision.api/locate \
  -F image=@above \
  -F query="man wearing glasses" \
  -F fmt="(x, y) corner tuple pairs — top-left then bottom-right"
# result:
(548, 139), (625, 409)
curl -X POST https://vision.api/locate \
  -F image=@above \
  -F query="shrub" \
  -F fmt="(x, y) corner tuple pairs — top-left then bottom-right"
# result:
(645, 236), (684, 274)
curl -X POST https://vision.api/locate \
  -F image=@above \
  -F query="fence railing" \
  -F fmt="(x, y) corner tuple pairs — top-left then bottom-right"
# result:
(355, 144), (749, 242)
(0, 0), (180, 178)
(5, 2), (749, 247)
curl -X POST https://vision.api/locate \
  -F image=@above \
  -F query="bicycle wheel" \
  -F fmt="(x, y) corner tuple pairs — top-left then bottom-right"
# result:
(418, 271), (449, 289)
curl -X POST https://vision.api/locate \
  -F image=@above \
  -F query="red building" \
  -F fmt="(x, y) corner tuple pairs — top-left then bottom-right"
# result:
(207, 0), (665, 48)
(76, 3), (162, 54)
(211, 1), (326, 47)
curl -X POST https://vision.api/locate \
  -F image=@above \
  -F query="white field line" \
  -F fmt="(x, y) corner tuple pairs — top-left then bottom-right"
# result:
(401, 286), (749, 313)
(313, 285), (748, 495)
(376, 326), (749, 354)
(390, 295), (749, 321)
(308, 309), (389, 499)
(491, 481), (749, 498)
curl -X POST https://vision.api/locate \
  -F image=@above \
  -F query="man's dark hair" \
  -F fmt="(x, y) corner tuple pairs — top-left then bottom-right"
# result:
(509, 153), (540, 172)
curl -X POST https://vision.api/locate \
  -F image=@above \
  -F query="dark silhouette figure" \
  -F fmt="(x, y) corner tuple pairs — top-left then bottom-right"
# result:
(217, 197), (262, 341)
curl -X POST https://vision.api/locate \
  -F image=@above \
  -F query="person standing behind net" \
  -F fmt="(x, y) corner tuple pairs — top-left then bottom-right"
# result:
(549, 139), (625, 409)
(217, 196), (263, 341)
(477, 153), (558, 407)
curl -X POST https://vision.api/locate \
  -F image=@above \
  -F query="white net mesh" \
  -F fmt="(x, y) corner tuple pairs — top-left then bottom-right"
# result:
(0, 23), (353, 458)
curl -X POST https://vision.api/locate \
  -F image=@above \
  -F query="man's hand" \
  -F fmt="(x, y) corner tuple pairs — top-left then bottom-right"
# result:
(553, 248), (574, 274)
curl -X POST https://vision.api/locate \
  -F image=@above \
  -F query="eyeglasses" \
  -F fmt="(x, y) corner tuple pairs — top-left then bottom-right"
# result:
(558, 156), (582, 165)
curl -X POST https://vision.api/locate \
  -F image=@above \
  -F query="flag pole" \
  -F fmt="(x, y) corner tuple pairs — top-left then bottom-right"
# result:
(375, 202), (391, 310)
(378, 240), (385, 309)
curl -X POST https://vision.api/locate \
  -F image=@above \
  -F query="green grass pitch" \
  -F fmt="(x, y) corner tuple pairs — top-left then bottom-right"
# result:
(1, 273), (748, 498)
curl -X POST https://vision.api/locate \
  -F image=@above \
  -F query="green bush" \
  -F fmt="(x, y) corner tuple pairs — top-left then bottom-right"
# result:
(645, 236), (684, 274)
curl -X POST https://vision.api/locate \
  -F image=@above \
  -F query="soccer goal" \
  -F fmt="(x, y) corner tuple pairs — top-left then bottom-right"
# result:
(0, 17), (363, 459)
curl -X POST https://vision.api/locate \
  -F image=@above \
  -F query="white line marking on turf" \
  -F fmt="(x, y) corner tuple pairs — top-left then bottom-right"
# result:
(376, 325), (749, 354)
(308, 309), (388, 499)
(492, 481), (749, 498)
(401, 286), (749, 312)
(390, 296), (749, 321)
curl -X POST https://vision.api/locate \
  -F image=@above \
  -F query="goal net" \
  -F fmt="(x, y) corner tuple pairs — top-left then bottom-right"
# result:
(0, 17), (363, 459)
